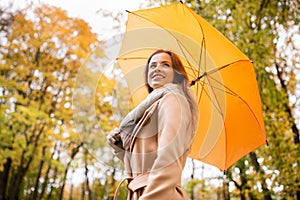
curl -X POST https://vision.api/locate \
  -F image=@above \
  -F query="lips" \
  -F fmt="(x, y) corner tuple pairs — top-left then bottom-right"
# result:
(152, 73), (165, 80)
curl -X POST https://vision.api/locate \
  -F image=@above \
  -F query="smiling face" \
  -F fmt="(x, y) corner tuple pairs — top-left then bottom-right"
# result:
(147, 52), (175, 90)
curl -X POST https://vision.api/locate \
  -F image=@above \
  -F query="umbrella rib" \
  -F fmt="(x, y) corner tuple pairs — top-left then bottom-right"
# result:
(176, 40), (202, 79)
(202, 60), (254, 98)
(201, 78), (226, 118)
(196, 76), (226, 123)
(183, 4), (208, 74)
(197, 68), (264, 170)
(176, 34), (206, 80)
(196, 79), (208, 109)
(196, 79), (228, 170)
(201, 80), (236, 97)
(177, 3), (208, 82)
(208, 60), (252, 75)
(191, 60), (251, 85)
(207, 74), (265, 135)
(126, 9), (202, 79)
(199, 76), (228, 169)
(117, 57), (148, 60)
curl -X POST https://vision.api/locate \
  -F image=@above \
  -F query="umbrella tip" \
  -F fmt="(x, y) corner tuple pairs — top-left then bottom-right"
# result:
(180, 0), (184, 3)
(125, 10), (130, 13)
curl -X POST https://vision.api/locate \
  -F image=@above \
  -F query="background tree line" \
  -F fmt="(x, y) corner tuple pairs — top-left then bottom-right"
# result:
(0, 0), (299, 199)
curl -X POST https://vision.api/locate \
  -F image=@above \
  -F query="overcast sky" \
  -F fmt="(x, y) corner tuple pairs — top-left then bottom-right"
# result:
(1, 0), (148, 39)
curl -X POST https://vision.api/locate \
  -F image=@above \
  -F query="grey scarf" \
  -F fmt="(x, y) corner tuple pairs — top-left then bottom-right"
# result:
(119, 83), (181, 150)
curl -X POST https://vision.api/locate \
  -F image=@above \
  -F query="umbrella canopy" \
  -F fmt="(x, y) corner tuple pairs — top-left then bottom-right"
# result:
(116, 2), (266, 171)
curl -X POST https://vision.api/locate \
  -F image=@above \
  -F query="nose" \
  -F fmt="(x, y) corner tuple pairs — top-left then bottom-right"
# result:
(153, 64), (163, 71)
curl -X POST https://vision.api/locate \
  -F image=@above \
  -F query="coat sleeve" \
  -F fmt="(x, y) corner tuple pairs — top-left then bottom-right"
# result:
(139, 93), (192, 200)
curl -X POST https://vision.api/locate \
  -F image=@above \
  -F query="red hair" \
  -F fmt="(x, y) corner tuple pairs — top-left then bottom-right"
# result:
(145, 49), (189, 93)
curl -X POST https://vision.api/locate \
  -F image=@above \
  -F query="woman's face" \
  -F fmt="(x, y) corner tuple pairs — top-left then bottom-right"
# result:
(147, 52), (175, 90)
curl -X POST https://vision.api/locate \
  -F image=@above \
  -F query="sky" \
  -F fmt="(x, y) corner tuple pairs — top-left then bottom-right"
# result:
(40, 0), (147, 39)
(1, 0), (150, 40)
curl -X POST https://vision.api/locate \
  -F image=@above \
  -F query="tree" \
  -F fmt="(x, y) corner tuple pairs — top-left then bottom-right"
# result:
(0, 3), (99, 199)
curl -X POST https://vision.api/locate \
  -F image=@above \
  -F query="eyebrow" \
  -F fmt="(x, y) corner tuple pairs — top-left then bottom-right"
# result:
(149, 60), (171, 64)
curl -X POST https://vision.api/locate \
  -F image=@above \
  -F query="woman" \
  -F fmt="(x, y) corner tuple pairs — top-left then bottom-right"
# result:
(107, 49), (199, 200)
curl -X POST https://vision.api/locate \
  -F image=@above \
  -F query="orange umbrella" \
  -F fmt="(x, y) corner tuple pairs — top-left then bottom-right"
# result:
(116, 2), (266, 171)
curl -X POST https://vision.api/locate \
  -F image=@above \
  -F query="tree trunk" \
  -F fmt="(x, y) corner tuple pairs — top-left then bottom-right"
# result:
(84, 155), (92, 200)
(59, 167), (68, 200)
(7, 163), (26, 200)
(8, 148), (33, 200)
(226, 162), (248, 200)
(32, 146), (46, 200)
(47, 143), (61, 200)
(59, 142), (83, 200)
(249, 152), (272, 200)
(222, 177), (230, 200)
(274, 62), (300, 144)
(39, 143), (58, 200)
(190, 159), (195, 200)
(7, 120), (45, 200)
(69, 183), (73, 200)
(0, 158), (12, 200)
(46, 166), (58, 200)
(39, 162), (51, 200)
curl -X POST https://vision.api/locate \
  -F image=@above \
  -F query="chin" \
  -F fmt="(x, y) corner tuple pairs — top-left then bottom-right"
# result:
(150, 83), (163, 89)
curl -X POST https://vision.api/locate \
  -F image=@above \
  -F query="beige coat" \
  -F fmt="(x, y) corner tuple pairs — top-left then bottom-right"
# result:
(115, 89), (197, 200)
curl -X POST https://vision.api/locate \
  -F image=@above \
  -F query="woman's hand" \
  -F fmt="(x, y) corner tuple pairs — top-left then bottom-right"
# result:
(107, 128), (123, 152)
